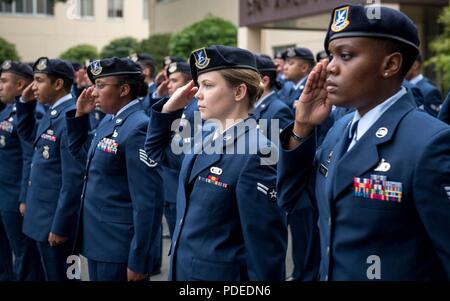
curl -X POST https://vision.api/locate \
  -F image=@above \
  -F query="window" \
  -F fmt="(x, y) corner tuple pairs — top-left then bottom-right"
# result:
(15, 0), (33, 13)
(143, 0), (149, 20)
(0, 1), (13, 13)
(108, 0), (123, 18)
(0, 0), (54, 16)
(273, 45), (295, 58)
(36, 0), (54, 15)
(76, 0), (94, 18)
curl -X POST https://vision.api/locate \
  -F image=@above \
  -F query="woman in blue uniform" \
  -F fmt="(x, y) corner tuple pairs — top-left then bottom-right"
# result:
(278, 4), (450, 280)
(145, 45), (287, 281)
(66, 57), (164, 281)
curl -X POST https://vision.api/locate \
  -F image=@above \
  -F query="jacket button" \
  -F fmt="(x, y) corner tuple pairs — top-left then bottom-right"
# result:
(28, 181), (31, 186)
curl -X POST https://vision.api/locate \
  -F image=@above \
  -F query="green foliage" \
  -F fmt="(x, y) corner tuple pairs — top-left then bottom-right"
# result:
(426, 6), (450, 93)
(100, 37), (139, 59)
(169, 16), (237, 59)
(0, 37), (20, 63)
(60, 44), (98, 64)
(136, 33), (172, 69)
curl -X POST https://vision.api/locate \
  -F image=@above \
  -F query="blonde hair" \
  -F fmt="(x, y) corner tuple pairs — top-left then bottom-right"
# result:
(218, 69), (264, 108)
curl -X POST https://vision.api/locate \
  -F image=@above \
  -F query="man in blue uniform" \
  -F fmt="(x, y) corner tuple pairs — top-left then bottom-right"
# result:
(254, 55), (293, 141)
(273, 50), (286, 84)
(148, 61), (197, 276)
(16, 57), (85, 281)
(255, 55), (319, 281)
(280, 47), (315, 110)
(278, 4), (450, 281)
(0, 61), (43, 281)
(131, 53), (157, 115)
(154, 56), (185, 87)
(316, 50), (328, 63)
(406, 54), (442, 117)
(157, 61), (196, 236)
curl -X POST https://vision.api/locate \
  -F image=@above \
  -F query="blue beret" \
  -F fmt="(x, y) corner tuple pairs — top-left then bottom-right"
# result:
(325, 4), (420, 54)
(71, 61), (82, 72)
(274, 51), (284, 60)
(282, 47), (315, 63)
(130, 53), (155, 66)
(189, 45), (258, 84)
(33, 57), (74, 81)
(1, 60), (33, 79)
(316, 50), (328, 62)
(164, 56), (185, 67)
(255, 55), (276, 73)
(87, 57), (142, 84)
(166, 62), (191, 77)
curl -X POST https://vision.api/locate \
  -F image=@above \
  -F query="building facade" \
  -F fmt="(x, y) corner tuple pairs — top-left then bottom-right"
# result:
(239, 0), (448, 58)
(0, 0), (150, 61)
(0, 0), (447, 63)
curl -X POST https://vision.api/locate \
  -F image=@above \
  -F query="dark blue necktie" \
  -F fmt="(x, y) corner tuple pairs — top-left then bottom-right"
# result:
(336, 120), (359, 160)
(346, 120), (359, 152)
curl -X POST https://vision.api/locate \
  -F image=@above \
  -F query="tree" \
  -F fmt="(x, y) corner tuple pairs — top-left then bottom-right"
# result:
(0, 37), (20, 63)
(427, 6), (450, 93)
(100, 37), (139, 59)
(60, 44), (98, 64)
(136, 33), (172, 69)
(169, 16), (237, 59)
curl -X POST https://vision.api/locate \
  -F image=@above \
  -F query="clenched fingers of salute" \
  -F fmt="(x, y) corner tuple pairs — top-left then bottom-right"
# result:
(76, 86), (96, 117)
(162, 80), (198, 113)
(156, 79), (170, 97)
(292, 60), (332, 142)
(21, 81), (36, 102)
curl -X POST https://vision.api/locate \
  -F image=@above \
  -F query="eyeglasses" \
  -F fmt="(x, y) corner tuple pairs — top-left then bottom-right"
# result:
(93, 82), (121, 90)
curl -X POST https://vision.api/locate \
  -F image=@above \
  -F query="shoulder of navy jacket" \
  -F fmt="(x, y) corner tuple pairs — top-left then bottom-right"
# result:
(259, 96), (273, 112)
(152, 96), (171, 111)
(223, 120), (256, 148)
(5, 103), (14, 114)
(280, 122), (295, 142)
(369, 94), (416, 146)
(49, 98), (76, 119)
(0, 106), (9, 121)
(113, 101), (143, 126)
(65, 109), (78, 119)
(152, 98), (185, 119)
(7, 106), (15, 119)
